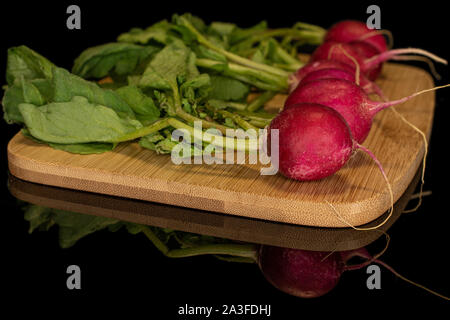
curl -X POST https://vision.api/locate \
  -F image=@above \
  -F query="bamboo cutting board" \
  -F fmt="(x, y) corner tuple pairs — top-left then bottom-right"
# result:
(7, 63), (434, 227)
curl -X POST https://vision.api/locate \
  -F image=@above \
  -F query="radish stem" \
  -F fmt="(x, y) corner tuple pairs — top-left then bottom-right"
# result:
(196, 58), (288, 92)
(247, 91), (276, 112)
(372, 84), (450, 113)
(179, 17), (290, 78)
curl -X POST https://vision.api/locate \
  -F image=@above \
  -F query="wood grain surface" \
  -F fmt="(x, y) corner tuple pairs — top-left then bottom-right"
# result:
(7, 63), (434, 227)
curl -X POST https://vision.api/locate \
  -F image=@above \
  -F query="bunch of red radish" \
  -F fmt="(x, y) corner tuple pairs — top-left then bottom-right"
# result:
(260, 20), (450, 300)
(268, 20), (448, 182)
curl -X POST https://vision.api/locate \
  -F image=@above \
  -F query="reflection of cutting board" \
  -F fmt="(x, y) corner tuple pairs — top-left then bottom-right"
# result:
(8, 169), (420, 251)
(7, 63), (434, 227)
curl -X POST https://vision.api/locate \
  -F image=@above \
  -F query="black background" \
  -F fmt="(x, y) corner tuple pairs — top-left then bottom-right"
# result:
(1, 0), (449, 315)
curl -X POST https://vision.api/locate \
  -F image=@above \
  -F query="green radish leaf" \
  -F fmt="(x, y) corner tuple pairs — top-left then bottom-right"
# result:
(180, 73), (211, 102)
(72, 42), (159, 79)
(2, 85), (25, 124)
(117, 20), (172, 45)
(21, 129), (115, 154)
(19, 96), (142, 144)
(21, 78), (46, 106)
(6, 45), (55, 85)
(208, 22), (236, 38)
(207, 75), (249, 101)
(2, 78), (52, 124)
(139, 43), (198, 90)
(52, 67), (135, 119)
(115, 85), (160, 122)
(228, 21), (268, 45)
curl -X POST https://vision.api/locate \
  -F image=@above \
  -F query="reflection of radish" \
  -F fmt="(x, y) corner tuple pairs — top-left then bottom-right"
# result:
(140, 227), (449, 300)
(258, 245), (448, 299)
(284, 78), (450, 144)
(258, 246), (344, 298)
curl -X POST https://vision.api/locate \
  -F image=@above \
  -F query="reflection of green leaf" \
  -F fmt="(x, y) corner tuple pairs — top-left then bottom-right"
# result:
(20, 201), (253, 261)
(23, 205), (55, 233)
(23, 203), (120, 248)
(53, 211), (119, 248)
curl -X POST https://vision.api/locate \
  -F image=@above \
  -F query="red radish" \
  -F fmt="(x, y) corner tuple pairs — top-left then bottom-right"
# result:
(293, 65), (430, 214)
(299, 68), (385, 99)
(325, 20), (390, 53)
(267, 103), (355, 181)
(284, 78), (450, 143)
(289, 59), (356, 92)
(258, 245), (449, 300)
(347, 40), (383, 79)
(310, 41), (447, 81)
(268, 103), (395, 229)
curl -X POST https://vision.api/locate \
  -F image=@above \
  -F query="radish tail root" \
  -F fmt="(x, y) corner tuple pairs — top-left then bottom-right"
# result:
(409, 190), (432, 200)
(338, 44), (361, 85)
(344, 251), (450, 300)
(388, 108), (428, 213)
(326, 144), (394, 230)
(390, 55), (442, 79)
(357, 29), (394, 50)
(364, 48), (448, 70)
(374, 259), (450, 300)
(369, 89), (428, 213)
(344, 231), (391, 271)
